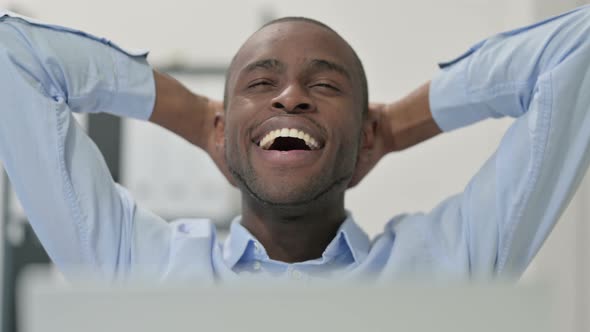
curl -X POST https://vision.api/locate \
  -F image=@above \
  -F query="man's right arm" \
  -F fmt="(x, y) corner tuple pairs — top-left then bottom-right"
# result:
(0, 14), (198, 279)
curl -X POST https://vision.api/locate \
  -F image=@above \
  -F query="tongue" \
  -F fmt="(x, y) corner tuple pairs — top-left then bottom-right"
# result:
(269, 137), (310, 151)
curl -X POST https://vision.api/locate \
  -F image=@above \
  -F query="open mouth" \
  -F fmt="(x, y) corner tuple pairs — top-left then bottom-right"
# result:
(258, 128), (320, 151)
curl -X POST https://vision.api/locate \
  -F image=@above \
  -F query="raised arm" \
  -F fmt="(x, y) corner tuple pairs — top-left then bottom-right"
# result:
(376, 5), (590, 277)
(0, 13), (217, 279)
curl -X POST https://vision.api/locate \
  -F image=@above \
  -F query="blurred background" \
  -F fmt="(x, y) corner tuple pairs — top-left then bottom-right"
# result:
(0, 0), (589, 331)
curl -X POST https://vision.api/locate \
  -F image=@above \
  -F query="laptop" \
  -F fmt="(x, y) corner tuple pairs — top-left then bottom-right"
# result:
(17, 267), (554, 332)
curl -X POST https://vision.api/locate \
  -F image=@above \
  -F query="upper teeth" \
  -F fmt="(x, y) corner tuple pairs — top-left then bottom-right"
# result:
(259, 128), (319, 150)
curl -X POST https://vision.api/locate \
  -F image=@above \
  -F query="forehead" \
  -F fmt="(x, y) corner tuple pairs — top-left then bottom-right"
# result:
(230, 21), (358, 77)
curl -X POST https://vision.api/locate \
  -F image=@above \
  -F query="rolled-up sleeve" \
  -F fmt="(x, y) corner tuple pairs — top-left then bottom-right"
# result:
(426, 5), (590, 276)
(0, 15), (168, 279)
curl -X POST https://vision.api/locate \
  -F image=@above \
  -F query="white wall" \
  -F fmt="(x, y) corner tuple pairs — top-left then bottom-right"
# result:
(1, 0), (588, 330)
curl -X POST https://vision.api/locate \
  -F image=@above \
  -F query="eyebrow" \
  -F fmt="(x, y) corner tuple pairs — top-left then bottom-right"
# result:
(242, 59), (285, 74)
(240, 58), (352, 81)
(306, 59), (351, 80)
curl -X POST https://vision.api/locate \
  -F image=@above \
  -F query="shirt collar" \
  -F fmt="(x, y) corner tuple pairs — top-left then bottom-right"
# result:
(0, 10), (45, 24)
(223, 216), (258, 268)
(223, 212), (371, 269)
(0, 10), (24, 19)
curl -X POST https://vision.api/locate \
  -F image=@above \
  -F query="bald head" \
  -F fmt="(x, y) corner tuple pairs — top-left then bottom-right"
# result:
(223, 17), (369, 116)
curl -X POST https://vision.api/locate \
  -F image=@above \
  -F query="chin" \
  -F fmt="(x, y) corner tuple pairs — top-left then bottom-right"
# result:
(251, 181), (321, 206)
(230, 157), (351, 207)
(244, 173), (349, 208)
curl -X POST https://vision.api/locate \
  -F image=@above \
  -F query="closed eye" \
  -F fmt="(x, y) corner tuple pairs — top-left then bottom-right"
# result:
(248, 80), (274, 89)
(311, 82), (340, 91)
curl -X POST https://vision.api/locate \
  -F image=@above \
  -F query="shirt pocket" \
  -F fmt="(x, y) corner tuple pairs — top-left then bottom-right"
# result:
(437, 5), (589, 69)
(0, 11), (149, 57)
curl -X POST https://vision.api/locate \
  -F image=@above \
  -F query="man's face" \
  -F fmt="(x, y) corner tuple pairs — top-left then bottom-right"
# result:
(223, 21), (365, 206)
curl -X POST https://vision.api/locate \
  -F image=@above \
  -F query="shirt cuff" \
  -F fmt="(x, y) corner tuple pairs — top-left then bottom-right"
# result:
(109, 49), (156, 121)
(429, 56), (493, 132)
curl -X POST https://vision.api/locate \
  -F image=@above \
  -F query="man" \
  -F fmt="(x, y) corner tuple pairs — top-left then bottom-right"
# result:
(0, 6), (589, 282)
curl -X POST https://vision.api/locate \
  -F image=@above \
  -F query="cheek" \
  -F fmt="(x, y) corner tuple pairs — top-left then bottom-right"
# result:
(333, 112), (362, 142)
(333, 118), (363, 159)
(339, 135), (361, 164)
(222, 119), (243, 158)
(232, 95), (264, 113)
(224, 129), (245, 159)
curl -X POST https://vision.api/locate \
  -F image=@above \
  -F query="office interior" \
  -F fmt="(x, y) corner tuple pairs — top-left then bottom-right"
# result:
(0, 0), (589, 331)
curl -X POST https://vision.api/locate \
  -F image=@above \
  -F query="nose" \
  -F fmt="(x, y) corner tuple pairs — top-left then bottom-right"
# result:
(270, 84), (315, 113)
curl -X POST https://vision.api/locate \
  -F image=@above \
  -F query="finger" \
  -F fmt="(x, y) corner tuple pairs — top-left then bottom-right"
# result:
(208, 99), (224, 114)
(368, 102), (386, 113)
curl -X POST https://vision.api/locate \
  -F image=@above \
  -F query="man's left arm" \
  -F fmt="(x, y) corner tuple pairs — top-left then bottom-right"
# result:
(365, 5), (590, 276)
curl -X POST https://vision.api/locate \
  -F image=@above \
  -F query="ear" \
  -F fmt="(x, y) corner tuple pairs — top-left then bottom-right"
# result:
(348, 114), (378, 188)
(210, 111), (238, 187)
(213, 111), (225, 147)
(359, 115), (377, 156)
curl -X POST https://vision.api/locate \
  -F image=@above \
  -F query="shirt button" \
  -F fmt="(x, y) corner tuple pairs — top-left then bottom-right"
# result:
(177, 223), (189, 234)
(253, 242), (261, 252)
(291, 270), (303, 280)
(252, 261), (261, 271)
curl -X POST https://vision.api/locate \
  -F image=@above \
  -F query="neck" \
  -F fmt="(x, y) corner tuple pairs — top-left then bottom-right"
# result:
(240, 193), (347, 263)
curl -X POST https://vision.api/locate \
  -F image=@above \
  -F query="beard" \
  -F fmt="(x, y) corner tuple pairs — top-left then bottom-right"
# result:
(226, 147), (354, 208)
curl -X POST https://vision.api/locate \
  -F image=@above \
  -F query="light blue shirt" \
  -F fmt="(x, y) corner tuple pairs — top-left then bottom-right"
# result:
(1, 6), (589, 283)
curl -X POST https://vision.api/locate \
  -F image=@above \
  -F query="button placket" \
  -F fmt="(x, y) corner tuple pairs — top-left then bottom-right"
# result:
(291, 270), (303, 280)
(286, 266), (305, 280)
